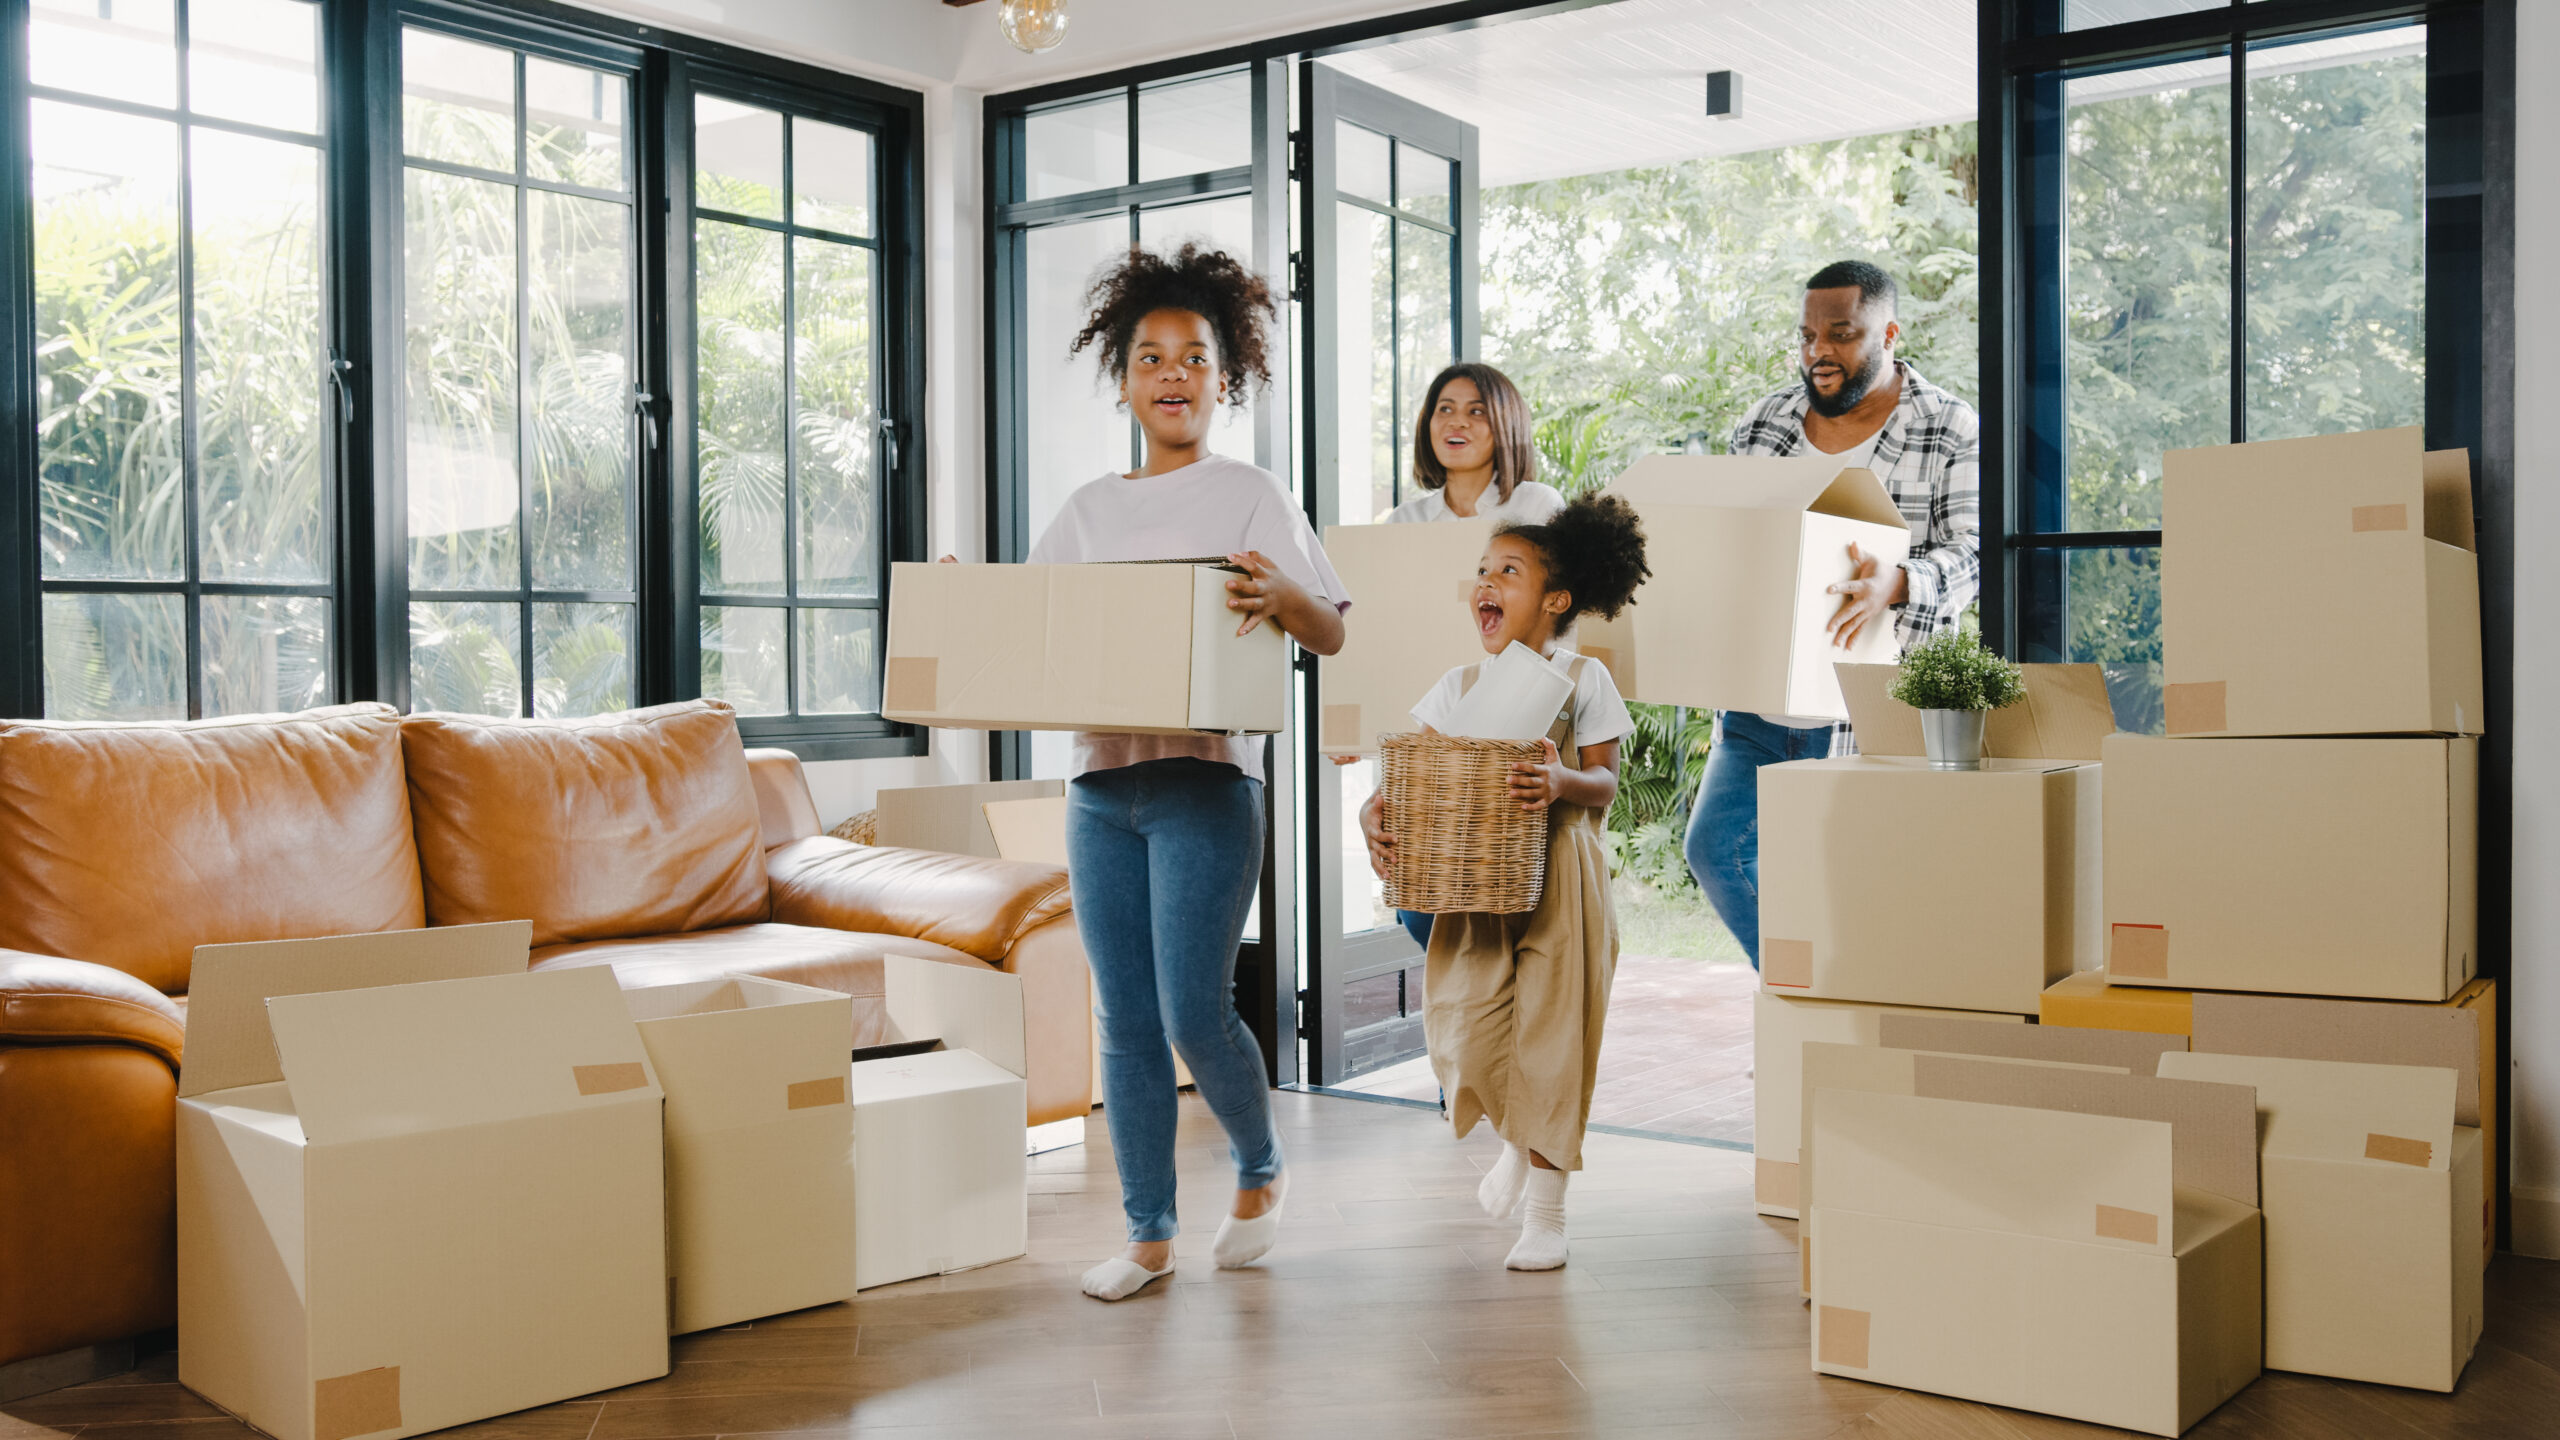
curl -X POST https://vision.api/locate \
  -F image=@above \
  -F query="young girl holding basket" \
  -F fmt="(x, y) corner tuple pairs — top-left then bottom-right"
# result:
(1360, 493), (1649, 1269)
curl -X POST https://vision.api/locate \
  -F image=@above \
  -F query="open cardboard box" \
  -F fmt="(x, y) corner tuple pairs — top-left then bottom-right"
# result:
(2103, 734), (2477, 1001)
(177, 923), (669, 1440)
(882, 560), (1286, 735)
(1809, 1066), (2262, 1437)
(1757, 664), (2112, 1013)
(1317, 519), (1494, 754)
(873, 778), (1065, 858)
(852, 955), (1031, 1290)
(1571, 454), (1910, 718)
(2162, 428), (2483, 738)
(2160, 1050), (2482, 1391)
(623, 975), (856, 1334)
(1748, 989), (2024, 1219)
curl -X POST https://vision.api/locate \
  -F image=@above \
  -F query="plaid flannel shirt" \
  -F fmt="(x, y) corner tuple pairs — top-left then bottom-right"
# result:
(1727, 361), (1983, 754)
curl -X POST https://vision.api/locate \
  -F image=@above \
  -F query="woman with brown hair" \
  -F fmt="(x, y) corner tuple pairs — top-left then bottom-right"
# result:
(1387, 362), (1564, 525)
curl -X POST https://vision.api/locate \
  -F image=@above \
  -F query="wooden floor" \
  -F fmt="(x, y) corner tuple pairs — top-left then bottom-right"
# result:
(1347, 954), (1760, 1145)
(12, 1090), (2559, 1440)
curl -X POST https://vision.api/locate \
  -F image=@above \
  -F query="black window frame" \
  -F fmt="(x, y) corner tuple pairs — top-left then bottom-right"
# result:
(0, 0), (930, 763)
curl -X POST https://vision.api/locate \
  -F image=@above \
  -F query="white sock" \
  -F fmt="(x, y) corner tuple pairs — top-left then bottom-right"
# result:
(1212, 1173), (1287, 1269)
(1478, 1141), (1530, 1219)
(1081, 1255), (1173, 1301)
(1506, 1167), (1569, 1271)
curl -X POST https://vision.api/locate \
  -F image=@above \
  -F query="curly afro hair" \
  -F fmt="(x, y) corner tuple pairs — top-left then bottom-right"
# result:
(1498, 492), (1651, 625)
(1070, 243), (1276, 407)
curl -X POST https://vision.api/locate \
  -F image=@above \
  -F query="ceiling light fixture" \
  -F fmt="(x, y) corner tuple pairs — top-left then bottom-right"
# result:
(998, 0), (1069, 54)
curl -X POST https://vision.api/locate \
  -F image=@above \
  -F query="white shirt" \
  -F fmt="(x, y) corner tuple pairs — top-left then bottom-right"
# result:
(1385, 479), (1567, 527)
(1410, 648), (1634, 753)
(1750, 428), (1887, 729)
(1027, 453), (1349, 782)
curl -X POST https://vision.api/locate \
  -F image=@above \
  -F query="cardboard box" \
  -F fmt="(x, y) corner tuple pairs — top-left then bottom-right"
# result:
(2039, 967), (2197, 1037)
(2163, 428), (2482, 737)
(2103, 734), (2477, 1000)
(2159, 1050), (2482, 1391)
(623, 975), (856, 1334)
(1318, 519), (1493, 753)
(882, 560), (1286, 735)
(1577, 455), (1911, 718)
(1809, 1083), (2261, 1437)
(875, 778), (1064, 859)
(851, 1047), (1028, 1290)
(178, 924), (669, 1440)
(1749, 989), (2024, 1218)
(1758, 664), (2113, 1013)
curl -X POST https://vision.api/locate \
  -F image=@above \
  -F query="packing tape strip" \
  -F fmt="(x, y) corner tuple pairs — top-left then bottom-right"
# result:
(2365, 1132), (2434, 1168)
(2352, 503), (2411, 533)
(573, 1062), (649, 1096)
(1816, 1305), (1871, 1369)
(2109, 923), (2170, 981)
(788, 1075), (849, 1110)
(1754, 1157), (1799, 1210)
(2095, 1203), (2161, 1245)
(1762, 939), (1813, 989)
(1322, 703), (1362, 750)
(313, 1366), (401, 1440)
(2163, 681), (2227, 735)
(885, 656), (937, 712)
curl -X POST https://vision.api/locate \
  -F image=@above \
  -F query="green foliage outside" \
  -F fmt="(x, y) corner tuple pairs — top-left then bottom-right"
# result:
(1892, 630), (2027, 712)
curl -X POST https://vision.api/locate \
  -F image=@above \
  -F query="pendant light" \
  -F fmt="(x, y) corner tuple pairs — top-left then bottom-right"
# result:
(998, 0), (1069, 54)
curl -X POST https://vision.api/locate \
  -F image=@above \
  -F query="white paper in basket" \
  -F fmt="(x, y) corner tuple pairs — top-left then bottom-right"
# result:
(1437, 642), (1575, 742)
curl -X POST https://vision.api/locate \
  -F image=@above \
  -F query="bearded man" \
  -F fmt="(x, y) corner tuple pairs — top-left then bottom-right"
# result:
(1681, 259), (1983, 970)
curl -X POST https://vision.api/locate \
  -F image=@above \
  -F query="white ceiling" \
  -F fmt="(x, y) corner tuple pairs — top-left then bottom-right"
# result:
(1325, 0), (1979, 187)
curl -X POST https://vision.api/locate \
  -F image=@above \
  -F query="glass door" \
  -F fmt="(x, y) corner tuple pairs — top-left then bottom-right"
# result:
(1297, 61), (1477, 1084)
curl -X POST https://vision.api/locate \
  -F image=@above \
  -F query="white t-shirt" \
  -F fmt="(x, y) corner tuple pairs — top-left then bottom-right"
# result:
(1386, 479), (1567, 527)
(1027, 452), (1349, 782)
(1750, 427), (1887, 729)
(1409, 647), (1634, 754)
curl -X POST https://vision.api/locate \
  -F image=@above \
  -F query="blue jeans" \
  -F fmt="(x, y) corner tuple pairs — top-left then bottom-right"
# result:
(1397, 909), (1434, 950)
(1684, 711), (1839, 969)
(1067, 758), (1282, 1242)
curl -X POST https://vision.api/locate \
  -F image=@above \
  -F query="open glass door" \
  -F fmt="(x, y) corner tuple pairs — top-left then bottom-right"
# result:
(1297, 61), (1477, 1085)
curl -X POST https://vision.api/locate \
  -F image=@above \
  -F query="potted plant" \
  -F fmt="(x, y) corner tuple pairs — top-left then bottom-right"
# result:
(1889, 630), (2027, 771)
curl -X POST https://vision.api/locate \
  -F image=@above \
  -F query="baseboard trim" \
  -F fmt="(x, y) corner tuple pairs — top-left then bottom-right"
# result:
(0, 1337), (137, 1404)
(2513, 1184), (2560, 1259)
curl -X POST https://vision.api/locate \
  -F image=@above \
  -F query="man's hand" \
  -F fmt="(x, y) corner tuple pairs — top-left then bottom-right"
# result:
(1507, 738), (1563, 812)
(1824, 542), (1906, 649)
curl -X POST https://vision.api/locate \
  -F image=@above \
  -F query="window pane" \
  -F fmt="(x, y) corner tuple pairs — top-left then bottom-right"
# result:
(528, 189), (633, 591)
(403, 28), (514, 173)
(1023, 216), (1135, 544)
(2066, 0), (2224, 27)
(1337, 122), (1391, 207)
(189, 0), (319, 134)
(696, 96), (783, 219)
(2244, 29), (2426, 444)
(409, 600), (522, 715)
(202, 593), (329, 716)
(526, 57), (625, 190)
(797, 608), (879, 715)
(194, 129), (325, 583)
(1339, 757), (1388, 934)
(1335, 202), (1393, 524)
(2057, 57), (2231, 533)
(793, 119), (872, 237)
(404, 168), (520, 590)
(1396, 141), (1452, 225)
(31, 0), (175, 110)
(696, 220), (787, 595)
(1139, 196), (1256, 462)
(42, 591), (184, 720)
(794, 238), (876, 598)
(1397, 219), (1453, 504)
(700, 605), (786, 716)
(34, 102), (183, 582)
(1342, 971), (1402, 1031)
(1024, 94), (1126, 201)
(533, 601), (630, 717)
(2023, 547), (2162, 735)
(1137, 71), (1249, 183)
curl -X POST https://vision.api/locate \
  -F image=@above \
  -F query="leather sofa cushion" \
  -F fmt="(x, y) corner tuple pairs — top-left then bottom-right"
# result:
(0, 704), (424, 993)
(766, 836), (1071, 965)
(403, 700), (769, 949)
(531, 923), (989, 1049)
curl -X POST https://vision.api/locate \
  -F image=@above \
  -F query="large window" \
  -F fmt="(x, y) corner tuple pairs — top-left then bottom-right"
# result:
(1, 1), (926, 756)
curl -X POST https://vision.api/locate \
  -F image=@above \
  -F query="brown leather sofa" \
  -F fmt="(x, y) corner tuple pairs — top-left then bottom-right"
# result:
(0, 699), (1090, 1374)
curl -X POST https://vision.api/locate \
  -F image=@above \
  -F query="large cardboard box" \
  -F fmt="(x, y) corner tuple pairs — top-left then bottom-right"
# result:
(1809, 1081), (2262, 1437)
(851, 1048), (1028, 1290)
(882, 560), (1286, 734)
(178, 925), (669, 1440)
(2159, 1050), (2483, 1391)
(624, 976), (856, 1334)
(875, 778), (1064, 858)
(2162, 428), (2482, 737)
(1574, 455), (1911, 718)
(1317, 519), (1492, 753)
(2103, 734), (2477, 1000)
(1758, 664), (2113, 1013)
(1749, 990), (2023, 1219)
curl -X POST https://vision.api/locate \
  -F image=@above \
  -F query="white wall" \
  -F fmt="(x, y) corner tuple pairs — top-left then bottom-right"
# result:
(2507, 0), (2560, 1259)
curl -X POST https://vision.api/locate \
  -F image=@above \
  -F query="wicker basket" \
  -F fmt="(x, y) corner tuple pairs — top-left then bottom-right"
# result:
(1377, 732), (1549, 916)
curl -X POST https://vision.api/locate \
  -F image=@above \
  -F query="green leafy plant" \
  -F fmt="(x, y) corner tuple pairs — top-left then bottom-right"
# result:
(1891, 630), (2026, 712)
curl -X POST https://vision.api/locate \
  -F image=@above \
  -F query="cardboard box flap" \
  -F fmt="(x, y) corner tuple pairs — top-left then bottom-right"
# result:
(1815, 1088), (2175, 1254)
(178, 922), (533, 1099)
(2158, 1050), (2457, 1172)
(1876, 1012), (2186, 1076)
(1608, 454), (1903, 528)
(882, 953), (1026, 1080)
(982, 795), (1070, 865)
(2423, 449), (2476, 550)
(1837, 663), (2116, 761)
(2191, 990), (2481, 1127)
(266, 966), (656, 1144)
(1912, 1054), (2261, 1208)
